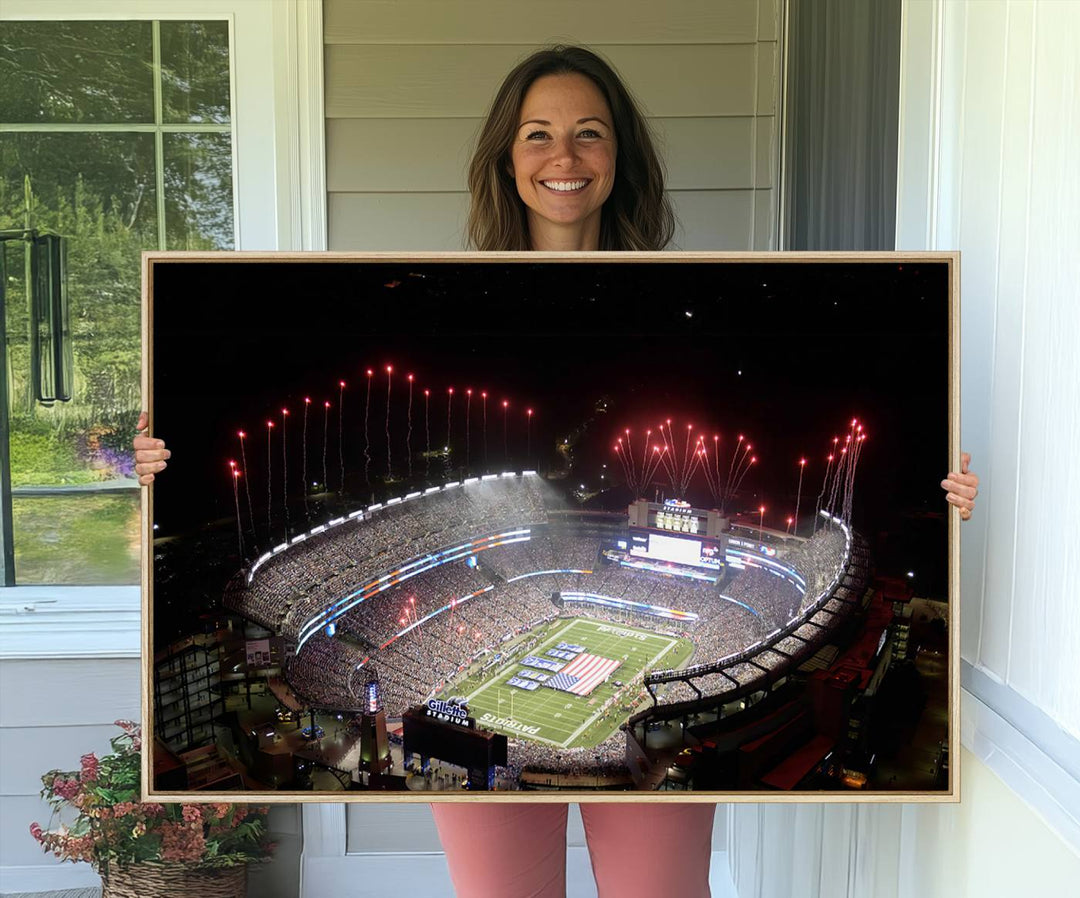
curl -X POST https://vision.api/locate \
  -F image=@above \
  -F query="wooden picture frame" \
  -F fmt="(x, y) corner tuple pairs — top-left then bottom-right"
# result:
(142, 251), (960, 803)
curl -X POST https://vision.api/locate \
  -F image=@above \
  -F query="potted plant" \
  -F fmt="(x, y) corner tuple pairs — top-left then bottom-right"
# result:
(30, 720), (273, 897)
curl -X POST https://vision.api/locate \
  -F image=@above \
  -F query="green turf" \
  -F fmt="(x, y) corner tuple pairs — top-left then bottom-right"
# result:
(446, 617), (694, 749)
(12, 492), (141, 584)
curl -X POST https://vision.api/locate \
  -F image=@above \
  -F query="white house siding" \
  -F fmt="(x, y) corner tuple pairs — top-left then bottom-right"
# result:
(0, 658), (142, 892)
(0, 658), (300, 896)
(324, 0), (782, 251)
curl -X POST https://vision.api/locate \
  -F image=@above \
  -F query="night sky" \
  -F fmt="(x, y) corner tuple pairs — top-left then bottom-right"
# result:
(150, 258), (951, 630)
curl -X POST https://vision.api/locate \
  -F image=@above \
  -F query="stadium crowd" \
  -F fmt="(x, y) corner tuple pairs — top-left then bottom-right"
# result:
(508, 730), (629, 778)
(650, 527), (861, 708)
(225, 475), (550, 638)
(224, 477), (866, 779)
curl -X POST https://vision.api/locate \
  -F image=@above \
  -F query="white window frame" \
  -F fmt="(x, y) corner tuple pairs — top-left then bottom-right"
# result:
(0, 0), (326, 660)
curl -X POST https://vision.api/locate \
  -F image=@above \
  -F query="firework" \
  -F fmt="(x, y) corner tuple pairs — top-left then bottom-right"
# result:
(338, 380), (346, 492)
(265, 420), (274, 539)
(793, 457), (806, 537)
(363, 369), (373, 485)
(406, 374), (414, 479)
(281, 407), (290, 537)
(502, 399), (509, 464)
(613, 427), (667, 498)
(466, 389), (473, 469)
(237, 430), (256, 547)
(814, 436), (839, 532)
(526, 408), (533, 466)
(424, 388), (431, 477)
(322, 402), (330, 492)
(229, 462), (244, 558)
(446, 387), (454, 463)
(386, 365), (394, 480)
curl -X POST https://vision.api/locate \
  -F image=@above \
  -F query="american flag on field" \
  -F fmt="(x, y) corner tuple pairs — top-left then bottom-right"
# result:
(545, 653), (621, 696)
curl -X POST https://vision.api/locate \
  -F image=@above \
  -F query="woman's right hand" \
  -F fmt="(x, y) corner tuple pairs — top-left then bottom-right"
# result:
(133, 411), (170, 485)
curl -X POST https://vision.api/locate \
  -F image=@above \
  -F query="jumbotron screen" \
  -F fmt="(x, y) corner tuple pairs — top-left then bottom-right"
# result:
(628, 530), (724, 571)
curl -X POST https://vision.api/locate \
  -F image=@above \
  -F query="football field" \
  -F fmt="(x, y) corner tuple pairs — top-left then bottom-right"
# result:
(453, 617), (692, 749)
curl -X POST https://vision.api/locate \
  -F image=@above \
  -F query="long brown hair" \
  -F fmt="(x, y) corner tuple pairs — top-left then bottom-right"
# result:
(467, 46), (675, 251)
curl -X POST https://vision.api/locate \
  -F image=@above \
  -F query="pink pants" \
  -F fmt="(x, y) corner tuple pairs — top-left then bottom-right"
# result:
(431, 802), (716, 898)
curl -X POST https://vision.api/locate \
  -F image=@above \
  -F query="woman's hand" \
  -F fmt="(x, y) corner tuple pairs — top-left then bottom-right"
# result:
(941, 451), (979, 521)
(133, 411), (170, 485)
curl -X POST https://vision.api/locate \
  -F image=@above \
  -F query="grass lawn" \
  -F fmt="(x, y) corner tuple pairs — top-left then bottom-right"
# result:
(13, 492), (141, 584)
(446, 617), (694, 750)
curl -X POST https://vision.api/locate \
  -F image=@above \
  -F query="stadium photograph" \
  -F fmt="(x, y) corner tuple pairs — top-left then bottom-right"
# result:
(144, 254), (956, 799)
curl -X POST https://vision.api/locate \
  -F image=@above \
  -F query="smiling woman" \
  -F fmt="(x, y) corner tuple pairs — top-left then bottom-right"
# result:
(509, 73), (617, 250)
(466, 45), (674, 252)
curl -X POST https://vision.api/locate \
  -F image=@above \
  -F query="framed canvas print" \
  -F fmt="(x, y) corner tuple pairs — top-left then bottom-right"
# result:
(142, 251), (959, 803)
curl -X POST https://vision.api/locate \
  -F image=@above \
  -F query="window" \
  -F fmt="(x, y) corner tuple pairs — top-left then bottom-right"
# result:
(0, 0), (322, 663)
(1, 19), (234, 585)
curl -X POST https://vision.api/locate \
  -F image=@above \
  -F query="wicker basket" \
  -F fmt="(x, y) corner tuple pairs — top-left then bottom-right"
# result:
(100, 862), (247, 898)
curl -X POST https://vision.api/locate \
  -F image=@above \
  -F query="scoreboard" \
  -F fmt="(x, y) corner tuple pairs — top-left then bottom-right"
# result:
(623, 499), (728, 573)
(627, 530), (724, 572)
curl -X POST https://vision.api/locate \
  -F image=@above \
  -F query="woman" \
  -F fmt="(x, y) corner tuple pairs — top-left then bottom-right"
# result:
(135, 45), (979, 898)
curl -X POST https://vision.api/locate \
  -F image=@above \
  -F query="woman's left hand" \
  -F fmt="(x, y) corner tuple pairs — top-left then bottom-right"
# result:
(941, 451), (979, 521)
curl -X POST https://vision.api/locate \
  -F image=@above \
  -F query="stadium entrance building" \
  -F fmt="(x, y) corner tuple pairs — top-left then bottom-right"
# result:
(402, 700), (508, 790)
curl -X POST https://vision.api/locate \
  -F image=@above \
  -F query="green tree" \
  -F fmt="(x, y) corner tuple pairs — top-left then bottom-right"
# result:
(1, 19), (233, 582)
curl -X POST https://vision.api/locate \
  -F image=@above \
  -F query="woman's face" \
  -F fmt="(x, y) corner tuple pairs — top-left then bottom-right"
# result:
(509, 73), (617, 247)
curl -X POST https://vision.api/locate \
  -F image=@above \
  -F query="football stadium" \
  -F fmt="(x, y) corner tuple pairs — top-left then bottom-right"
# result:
(217, 466), (868, 790)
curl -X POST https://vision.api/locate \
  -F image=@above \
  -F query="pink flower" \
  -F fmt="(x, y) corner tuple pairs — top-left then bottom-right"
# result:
(29, 822), (43, 842)
(64, 834), (95, 863)
(160, 821), (206, 863)
(80, 753), (99, 782)
(181, 805), (202, 824)
(52, 777), (80, 801)
(142, 803), (165, 817)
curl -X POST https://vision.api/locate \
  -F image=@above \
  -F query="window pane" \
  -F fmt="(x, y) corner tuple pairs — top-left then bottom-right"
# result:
(0, 22), (154, 124)
(12, 493), (140, 585)
(160, 21), (232, 124)
(1, 19), (235, 586)
(1, 132), (156, 443)
(0, 133), (159, 245)
(2, 132), (154, 586)
(164, 132), (235, 249)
